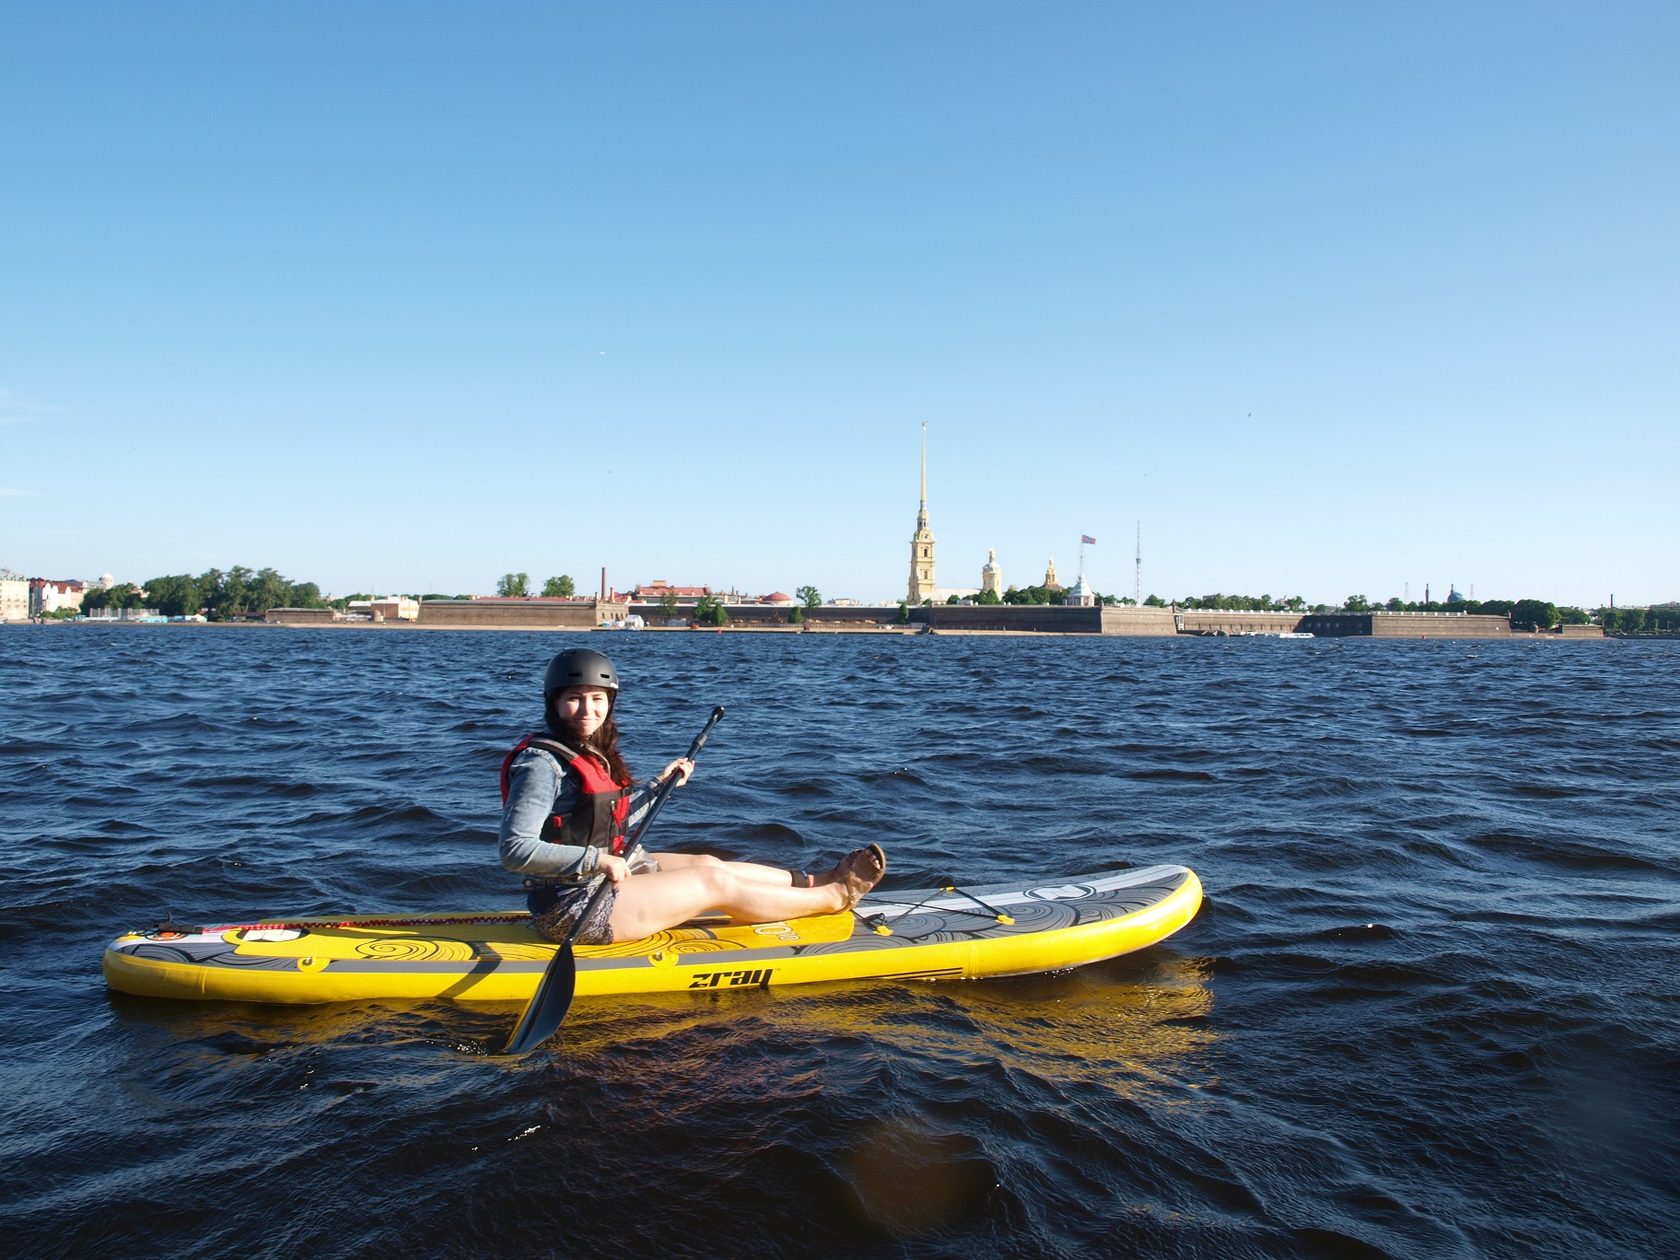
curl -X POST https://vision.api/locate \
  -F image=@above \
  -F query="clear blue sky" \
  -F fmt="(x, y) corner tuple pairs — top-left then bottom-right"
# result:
(3, 2), (1674, 608)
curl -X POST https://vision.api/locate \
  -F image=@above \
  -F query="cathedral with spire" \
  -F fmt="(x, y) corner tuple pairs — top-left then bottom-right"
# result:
(902, 423), (1070, 605)
(907, 422), (936, 604)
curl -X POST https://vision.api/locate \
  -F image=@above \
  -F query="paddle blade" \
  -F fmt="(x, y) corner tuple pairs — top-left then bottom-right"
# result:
(502, 942), (578, 1055)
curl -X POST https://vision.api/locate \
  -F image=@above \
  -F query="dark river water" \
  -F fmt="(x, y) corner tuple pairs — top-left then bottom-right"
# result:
(2, 625), (1676, 1258)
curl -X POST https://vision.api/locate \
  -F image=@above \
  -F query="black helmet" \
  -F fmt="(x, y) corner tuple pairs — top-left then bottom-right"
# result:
(543, 648), (619, 705)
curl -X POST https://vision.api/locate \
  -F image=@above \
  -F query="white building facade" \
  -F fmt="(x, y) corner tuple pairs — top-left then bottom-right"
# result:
(0, 577), (27, 622)
(31, 579), (88, 617)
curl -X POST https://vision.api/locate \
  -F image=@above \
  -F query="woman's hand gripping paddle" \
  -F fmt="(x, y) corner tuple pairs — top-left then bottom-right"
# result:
(501, 706), (725, 1056)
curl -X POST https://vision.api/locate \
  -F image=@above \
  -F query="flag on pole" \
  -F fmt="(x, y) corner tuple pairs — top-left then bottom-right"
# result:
(1081, 534), (1097, 545)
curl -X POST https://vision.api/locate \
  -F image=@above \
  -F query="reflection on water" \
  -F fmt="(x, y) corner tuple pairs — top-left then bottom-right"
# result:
(108, 948), (1217, 1098)
(100, 949), (1219, 1247)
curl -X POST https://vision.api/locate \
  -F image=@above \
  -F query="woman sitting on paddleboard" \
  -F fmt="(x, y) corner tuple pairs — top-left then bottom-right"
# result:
(500, 648), (887, 945)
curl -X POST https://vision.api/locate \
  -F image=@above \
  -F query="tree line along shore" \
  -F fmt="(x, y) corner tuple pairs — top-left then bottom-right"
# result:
(13, 564), (1666, 641)
(31, 564), (1680, 636)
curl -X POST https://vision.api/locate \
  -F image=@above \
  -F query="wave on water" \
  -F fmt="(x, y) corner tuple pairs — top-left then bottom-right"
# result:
(1, 627), (1677, 1257)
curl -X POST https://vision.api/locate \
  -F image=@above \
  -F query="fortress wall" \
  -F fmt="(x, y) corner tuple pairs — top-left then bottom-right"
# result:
(1176, 611), (1306, 635)
(805, 605), (916, 627)
(272, 601), (1553, 639)
(928, 604), (1104, 633)
(1178, 611), (1517, 638)
(1367, 613), (1511, 638)
(417, 600), (610, 629)
(704, 604), (812, 627)
(1101, 606), (1180, 636)
(265, 607), (338, 625)
(1297, 613), (1366, 636)
(626, 603), (911, 628)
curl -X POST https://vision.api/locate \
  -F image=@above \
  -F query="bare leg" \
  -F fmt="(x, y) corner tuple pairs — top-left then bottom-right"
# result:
(646, 851), (796, 886)
(608, 864), (850, 940)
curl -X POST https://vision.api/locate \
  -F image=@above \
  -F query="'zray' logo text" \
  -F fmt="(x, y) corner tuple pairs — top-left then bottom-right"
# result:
(689, 967), (774, 989)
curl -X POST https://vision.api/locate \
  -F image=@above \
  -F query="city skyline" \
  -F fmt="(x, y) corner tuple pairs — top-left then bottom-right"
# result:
(3, 416), (1666, 611)
(2, 5), (1675, 608)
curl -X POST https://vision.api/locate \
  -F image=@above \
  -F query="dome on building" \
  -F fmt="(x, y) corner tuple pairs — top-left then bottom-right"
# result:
(760, 591), (794, 605)
(1066, 575), (1096, 606)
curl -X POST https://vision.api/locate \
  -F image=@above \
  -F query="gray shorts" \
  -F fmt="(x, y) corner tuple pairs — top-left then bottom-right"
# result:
(522, 850), (656, 946)
(527, 879), (616, 946)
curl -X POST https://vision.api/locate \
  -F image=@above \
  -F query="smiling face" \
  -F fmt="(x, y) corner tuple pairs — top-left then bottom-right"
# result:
(555, 686), (612, 740)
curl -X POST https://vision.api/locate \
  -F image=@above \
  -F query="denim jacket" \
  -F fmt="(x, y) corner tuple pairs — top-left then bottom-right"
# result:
(498, 745), (661, 885)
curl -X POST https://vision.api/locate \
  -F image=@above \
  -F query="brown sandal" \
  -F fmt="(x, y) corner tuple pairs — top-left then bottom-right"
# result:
(809, 853), (847, 886)
(815, 847), (870, 886)
(837, 843), (887, 909)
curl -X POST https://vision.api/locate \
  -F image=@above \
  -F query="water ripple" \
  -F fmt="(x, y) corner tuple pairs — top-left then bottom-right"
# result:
(0, 626), (1676, 1257)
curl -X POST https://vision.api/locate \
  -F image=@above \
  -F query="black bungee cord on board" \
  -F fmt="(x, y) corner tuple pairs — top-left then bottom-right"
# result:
(858, 876), (1015, 937)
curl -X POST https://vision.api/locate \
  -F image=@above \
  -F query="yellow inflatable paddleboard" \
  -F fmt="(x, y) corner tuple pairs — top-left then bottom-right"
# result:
(103, 865), (1202, 1005)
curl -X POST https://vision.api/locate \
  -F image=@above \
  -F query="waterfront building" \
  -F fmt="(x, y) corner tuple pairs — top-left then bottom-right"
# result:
(635, 580), (710, 601)
(1043, 558), (1061, 592)
(981, 549), (1002, 597)
(31, 578), (89, 617)
(907, 422), (936, 604)
(0, 575), (27, 622)
(366, 595), (419, 622)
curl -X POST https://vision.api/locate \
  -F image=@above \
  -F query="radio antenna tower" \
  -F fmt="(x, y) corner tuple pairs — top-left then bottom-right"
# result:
(1134, 520), (1142, 604)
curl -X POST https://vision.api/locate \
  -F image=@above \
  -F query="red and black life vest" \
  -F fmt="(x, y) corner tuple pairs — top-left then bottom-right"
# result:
(500, 734), (633, 856)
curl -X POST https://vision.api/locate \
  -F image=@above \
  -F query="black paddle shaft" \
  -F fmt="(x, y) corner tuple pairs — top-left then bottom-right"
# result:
(625, 705), (724, 855)
(501, 705), (725, 1055)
